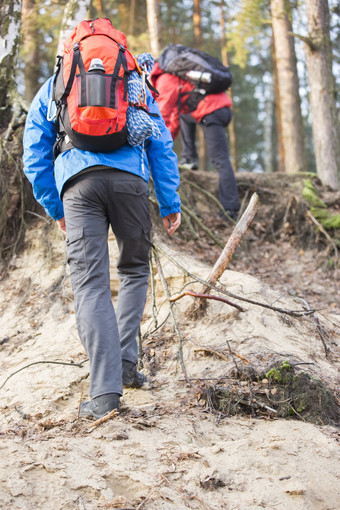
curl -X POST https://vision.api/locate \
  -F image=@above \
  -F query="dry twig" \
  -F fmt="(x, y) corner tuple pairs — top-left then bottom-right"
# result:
(169, 289), (244, 311)
(0, 359), (88, 390)
(154, 243), (315, 317)
(306, 210), (338, 266)
(152, 248), (202, 392)
(136, 478), (166, 510)
(86, 408), (119, 431)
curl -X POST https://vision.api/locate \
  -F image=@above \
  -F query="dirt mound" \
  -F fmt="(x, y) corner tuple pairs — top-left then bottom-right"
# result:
(0, 203), (339, 509)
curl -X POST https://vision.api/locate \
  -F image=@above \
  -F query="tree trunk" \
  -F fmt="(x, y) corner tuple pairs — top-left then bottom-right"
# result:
(271, 0), (306, 174)
(56, 0), (91, 57)
(21, 0), (41, 102)
(220, 0), (237, 172)
(146, 0), (160, 58)
(264, 80), (275, 172)
(0, 0), (22, 127)
(272, 36), (285, 173)
(0, 0), (35, 267)
(128, 0), (136, 35)
(193, 0), (202, 47)
(304, 0), (339, 190)
(191, 0), (207, 171)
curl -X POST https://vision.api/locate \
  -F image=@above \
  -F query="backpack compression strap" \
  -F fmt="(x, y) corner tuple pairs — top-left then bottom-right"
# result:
(111, 44), (130, 107)
(60, 43), (83, 103)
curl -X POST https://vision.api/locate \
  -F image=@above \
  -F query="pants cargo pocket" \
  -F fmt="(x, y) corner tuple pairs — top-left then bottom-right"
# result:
(66, 227), (87, 285)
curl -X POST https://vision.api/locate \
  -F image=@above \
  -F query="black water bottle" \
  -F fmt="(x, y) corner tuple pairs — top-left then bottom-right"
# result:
(87, 58), (106, 107)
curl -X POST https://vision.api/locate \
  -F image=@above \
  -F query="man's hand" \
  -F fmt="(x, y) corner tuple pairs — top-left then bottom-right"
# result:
(162, 212), (181, 235)
(56, 217), (66, 234)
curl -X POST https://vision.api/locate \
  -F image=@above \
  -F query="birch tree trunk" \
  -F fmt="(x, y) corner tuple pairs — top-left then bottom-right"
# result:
(304, 0), (339, 189)
(0, 0), (22, 128)
(271, 0), (306, 174)
(0, 0), (35, 265)
(56, 0), (91, 57)
(146, 0), (160, 58)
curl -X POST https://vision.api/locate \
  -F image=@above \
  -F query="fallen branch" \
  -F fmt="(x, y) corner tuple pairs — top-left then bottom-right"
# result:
(306, 210), (338, 266)
(152, 248), (199, 390)
(136, 478), (166, 510)
(86, 408), (119, 431)
(181, 176), (234, 222)
(77, 392), (83, 421)
(149, 195), (224, 248)
(169, 289), (245, 312)
(200, 192), (260, 309)
(0, 359), (88, 390)
(193, 347), (250, 365)
(15, 406), (33, 421)
(180, 203), (224, 248)
(292, 295), (332, 358)
(154, 243), (315, 317)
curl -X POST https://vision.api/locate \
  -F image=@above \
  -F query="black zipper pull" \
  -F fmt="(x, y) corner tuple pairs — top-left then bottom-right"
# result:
(90, 22), (95, 33)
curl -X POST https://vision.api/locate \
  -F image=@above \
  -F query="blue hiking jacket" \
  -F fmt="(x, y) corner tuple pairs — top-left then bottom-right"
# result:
(23, 76), (181, 220)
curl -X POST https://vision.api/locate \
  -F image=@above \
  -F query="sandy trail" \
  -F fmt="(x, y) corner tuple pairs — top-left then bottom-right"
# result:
(0, 225), (339, 509)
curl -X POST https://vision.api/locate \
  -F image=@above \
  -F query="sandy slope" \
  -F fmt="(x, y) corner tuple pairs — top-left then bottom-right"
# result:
(0, 224), (339, 510)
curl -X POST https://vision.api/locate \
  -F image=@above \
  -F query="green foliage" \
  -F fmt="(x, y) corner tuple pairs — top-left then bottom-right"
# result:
(227, 0), (271, 68)
(266, 360), (292, 384)
(15, 0), (339, 175)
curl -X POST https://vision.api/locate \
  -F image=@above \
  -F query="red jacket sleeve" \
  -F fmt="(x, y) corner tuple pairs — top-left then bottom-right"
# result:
(154, 74), (181, 140)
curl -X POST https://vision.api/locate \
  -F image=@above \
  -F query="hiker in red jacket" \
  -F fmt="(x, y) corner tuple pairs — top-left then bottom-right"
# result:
(151, 61), (240, 220)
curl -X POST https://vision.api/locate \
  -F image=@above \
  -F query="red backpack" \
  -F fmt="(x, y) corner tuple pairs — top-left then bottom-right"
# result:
(51, 18), (136, 157)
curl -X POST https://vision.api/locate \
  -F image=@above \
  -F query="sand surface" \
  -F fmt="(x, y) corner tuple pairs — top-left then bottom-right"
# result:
(1, 224), (339, 509)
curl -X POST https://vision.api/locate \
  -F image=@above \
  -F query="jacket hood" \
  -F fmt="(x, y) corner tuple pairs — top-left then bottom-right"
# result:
(150, 61), (163, 87)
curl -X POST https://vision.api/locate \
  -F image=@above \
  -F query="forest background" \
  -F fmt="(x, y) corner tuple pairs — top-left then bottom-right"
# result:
(1, 4), (340, 508)
(0, 0), (340, 263)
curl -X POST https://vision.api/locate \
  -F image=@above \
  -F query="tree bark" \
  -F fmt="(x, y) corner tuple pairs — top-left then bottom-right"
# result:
(0, 0), (22, 127)
(0, 0), (35, 267)
(220, 0), (237, 172)
(56, 0), (91, 57)
(128, 0), (136, 35)
(21, 0), (41, 102)
(191, 0), (207, 171)
(193, 0), (202, 47)
(272, 36), (285, 173)
(271, 0), (306, 174)
(304, 0), (339, 190)
(146, 0), (160, 58)
(264, 80), (275, 172)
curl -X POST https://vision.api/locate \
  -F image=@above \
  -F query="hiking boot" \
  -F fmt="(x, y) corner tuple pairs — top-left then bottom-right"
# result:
(80, 393), (120, 420)
(122, 360), (147, 388)
(179, 158), (198, 171)
(219, 209), (238, 222)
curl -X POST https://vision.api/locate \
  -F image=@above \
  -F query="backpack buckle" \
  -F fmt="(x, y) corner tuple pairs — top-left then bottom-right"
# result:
(47, 97), (57, 122)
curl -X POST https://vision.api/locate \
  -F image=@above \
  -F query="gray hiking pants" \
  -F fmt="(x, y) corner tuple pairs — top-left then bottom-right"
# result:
(62, 168), (151, 398)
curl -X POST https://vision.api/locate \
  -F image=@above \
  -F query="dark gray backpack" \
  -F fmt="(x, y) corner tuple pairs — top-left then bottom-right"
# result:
(158, 44), (232, 95)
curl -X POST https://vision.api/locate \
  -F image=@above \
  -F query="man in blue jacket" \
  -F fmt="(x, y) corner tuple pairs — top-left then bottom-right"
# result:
(23, 75), (181, 420)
